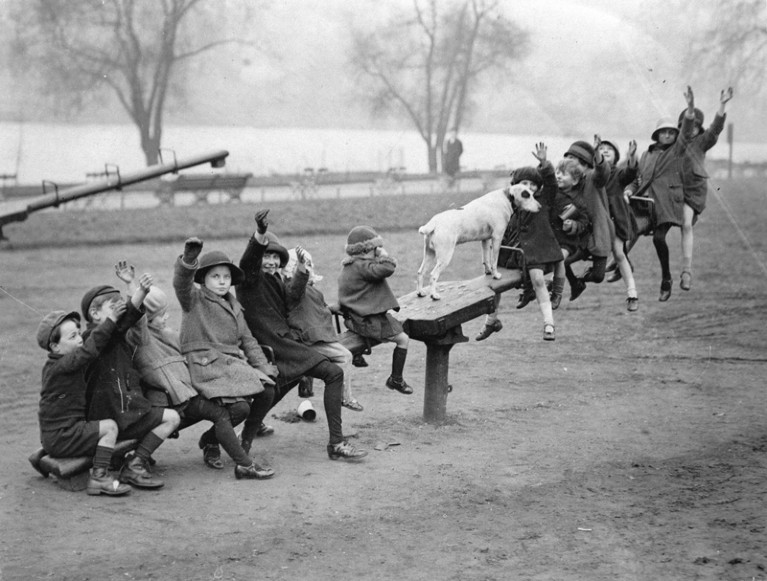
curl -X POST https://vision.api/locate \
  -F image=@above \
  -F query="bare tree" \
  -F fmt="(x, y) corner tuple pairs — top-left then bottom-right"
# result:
(350, 0), (528, 173)
(9, 0), (253, 166)
(685, 0), (767, 90)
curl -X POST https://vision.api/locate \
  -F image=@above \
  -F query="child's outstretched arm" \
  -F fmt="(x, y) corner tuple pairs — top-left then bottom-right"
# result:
(132, 273), (153, 310)
(174, 237), (203, 312)
(718, 87), (733, 116)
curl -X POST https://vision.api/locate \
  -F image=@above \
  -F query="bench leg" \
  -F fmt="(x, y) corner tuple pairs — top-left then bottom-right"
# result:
(422, 342), (454, 424)
(55, 471), (90, 492)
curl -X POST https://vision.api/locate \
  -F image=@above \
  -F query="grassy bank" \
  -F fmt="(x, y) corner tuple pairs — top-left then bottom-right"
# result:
(3, 190), (479, 249)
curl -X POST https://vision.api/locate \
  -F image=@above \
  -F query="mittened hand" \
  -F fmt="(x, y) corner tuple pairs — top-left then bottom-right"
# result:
(255, 209), (270, 234)
(183, 237), (203, 263)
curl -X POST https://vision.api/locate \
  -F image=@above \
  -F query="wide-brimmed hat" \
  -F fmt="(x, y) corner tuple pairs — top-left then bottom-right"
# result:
(263, 232), (289, 267)
(81, 285), (121, 321)
(194, 250), (245, 285)
(37, 310), (80, 350)
(651, 118), (679, 141)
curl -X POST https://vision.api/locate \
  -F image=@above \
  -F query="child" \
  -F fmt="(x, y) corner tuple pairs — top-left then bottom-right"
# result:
(676, 86), (733, 291)
(598, 139), (640, 311)
(626, 86), (697, 301)
(81, 278), (180, 489)
(550, 157), (591, 308)
(37, 307), (131, 496)
(118, 264), (274, 480)
(173, 238), (278, 478)
(284, 247), (363, 411)
(476, 142), (563, 341)
(338, 225), (416, 393)
(238, 210), (367, 461)
(561, 137), (613, 300)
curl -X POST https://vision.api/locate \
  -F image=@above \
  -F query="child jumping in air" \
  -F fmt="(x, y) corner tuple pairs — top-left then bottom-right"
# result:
(37, 306), (132, 496)
(338, 225), (416, 395)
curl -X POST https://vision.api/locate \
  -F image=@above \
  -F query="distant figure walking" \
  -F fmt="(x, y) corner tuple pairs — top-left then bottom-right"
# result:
(443, 128), (463, 181)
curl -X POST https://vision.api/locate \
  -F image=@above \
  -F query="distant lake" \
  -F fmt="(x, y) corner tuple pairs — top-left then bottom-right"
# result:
(1, 121), (765, 184)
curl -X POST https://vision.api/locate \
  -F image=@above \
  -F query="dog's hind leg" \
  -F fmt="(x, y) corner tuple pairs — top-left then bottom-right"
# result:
(429, 244), (454, 300)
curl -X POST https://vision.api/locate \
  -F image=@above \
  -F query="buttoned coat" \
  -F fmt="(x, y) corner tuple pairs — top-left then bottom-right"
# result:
(580, 156), (613, 258)
(237, 235), (327, 384)
(174, 257), (271, 400)
(680, 112), (726, 214)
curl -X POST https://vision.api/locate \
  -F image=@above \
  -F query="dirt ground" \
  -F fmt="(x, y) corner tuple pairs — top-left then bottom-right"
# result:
(1, 185), (766, 580)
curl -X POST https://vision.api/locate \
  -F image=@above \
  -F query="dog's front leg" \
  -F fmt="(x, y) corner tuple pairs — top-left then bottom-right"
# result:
(489, 235), (503, 279)
(481, 239), (495, 276)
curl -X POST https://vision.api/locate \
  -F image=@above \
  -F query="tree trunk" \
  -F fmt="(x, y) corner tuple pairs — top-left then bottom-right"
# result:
(428, 144), (438, 173)
(139, 127), (161, 166)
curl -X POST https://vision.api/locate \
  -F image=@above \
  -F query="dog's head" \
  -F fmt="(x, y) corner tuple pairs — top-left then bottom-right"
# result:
(506, 183), (541, 213)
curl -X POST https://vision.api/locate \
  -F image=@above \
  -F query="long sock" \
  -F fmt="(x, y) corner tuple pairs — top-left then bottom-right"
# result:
(135, 432), (164, 462)
(551, 276), (566, 300)
(391, 347), (407, 382)
(92, 445), (113, 471)
(653, 229), (671, 281)
(540, 301), (554, 326)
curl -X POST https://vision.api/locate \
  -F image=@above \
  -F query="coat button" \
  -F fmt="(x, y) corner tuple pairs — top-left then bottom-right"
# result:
(202, 357), (208, 364)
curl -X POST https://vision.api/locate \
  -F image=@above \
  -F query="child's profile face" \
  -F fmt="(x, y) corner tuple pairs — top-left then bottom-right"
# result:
(52, 319), (83, 354)
(656, 129), (678, 145)
(517, 179), (540, 194)
(261, 251), (282, 276)
(204, 265), (232, 296)
(149, 312), (169, 330)
(555, 168), (578, 190)
(598, 145), (617, 165)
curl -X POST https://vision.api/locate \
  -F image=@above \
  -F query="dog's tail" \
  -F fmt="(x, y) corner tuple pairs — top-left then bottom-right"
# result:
(418, 221), (436, 237)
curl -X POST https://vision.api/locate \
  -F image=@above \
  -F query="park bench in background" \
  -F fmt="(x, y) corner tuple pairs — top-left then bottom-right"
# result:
(156, 172), (253, 206)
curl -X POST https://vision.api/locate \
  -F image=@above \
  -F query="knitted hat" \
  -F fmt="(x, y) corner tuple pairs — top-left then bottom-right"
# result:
(81, 285), (120, 322)
(565, 141), (595, 168)
(678, 107), (704, 129)
(37, 310), (80, 350)
(510, 166), (543, 188)
(143, 286), (169, 320)
(263, 232), (289, 267)
(651, 118), (679, 141)
(345, 225), (383, 256)
(599, 140), (620, 164)
(194, 250), (245, 286)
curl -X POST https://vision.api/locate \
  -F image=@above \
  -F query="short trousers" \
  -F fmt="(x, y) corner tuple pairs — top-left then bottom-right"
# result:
(41, 420), (100, 457)
(119, 407), (165, 441)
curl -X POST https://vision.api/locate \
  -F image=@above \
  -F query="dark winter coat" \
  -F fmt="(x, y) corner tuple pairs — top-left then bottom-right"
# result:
(550, 186), (591, 252)
(39, 318), (117, 433)
(605, 162), (639, 242)
(337, 254), (400, 317)
(286, 269), (339, 345)
(174, 257), (272, 400)
(680, 112), (726, 214)
(504, 160), (563, 266)
(581, 156), (613, 257)
(237, 235), (327, 384)
(628, 114), (695, 227)
(83, 302), (155, 432)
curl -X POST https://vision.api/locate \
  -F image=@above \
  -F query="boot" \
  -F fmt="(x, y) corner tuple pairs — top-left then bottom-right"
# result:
(87, 467), (131, 496)
(234, 462), (275, 480)
(327, 440), (368, 461)
(659, 278), (672, 302)
(120, 454), (164, 489)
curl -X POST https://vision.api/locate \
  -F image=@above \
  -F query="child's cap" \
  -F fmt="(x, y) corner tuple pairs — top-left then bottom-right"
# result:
(678, 107), (704, 128)
(37, 310), (80, 350)
(564, 141), (595, 168)
(194, 251), (245, 286)
(264, 232), (289, 267)
(510, 166), (543, 188)
(81, 285), (120, 322)
(651, 118), (679, 141)
(345, 225), (383, 256)
(143, 286), (169, 319)
(599, 140), (620, 163)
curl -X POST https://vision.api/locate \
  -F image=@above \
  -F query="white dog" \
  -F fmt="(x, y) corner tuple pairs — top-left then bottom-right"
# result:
(416, 184), (541, 300)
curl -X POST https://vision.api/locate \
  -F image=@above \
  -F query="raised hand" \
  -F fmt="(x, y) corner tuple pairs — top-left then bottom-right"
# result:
(137, 273), (153, 291)
(720, 87), (733, 105)
(627, 139), (637, 159)
(114, 260), (135, 284)
(255, 209), (270, 234)
(593, 134), (602, 150)
(684, 85), (695, 108)
(532, 142), (547, 163)
(183, 237), (203, 263)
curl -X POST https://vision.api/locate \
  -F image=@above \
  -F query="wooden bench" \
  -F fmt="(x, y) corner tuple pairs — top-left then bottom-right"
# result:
(28, 439), (139, 492)
(156, 172), (253, 206)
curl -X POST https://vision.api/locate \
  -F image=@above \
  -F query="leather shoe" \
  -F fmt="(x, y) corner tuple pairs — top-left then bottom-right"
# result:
(543, 323), (556, 341)
(626, 297), (639, 312)
(201, 443), (224, 469)
(386, 376), (413, 395)
(569, 280), (587, 301)
(256, 423), (274, 437)
(327, 440), (368, 461)
(680, 270), (692, 291)
(234, 463), (275, 480)
(475, 319), (503, 341)
(516, 288), (535, 309)
(352, 353), (369, 367)
(607, 269), (622, 283)
(659, 279), (672, 302)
